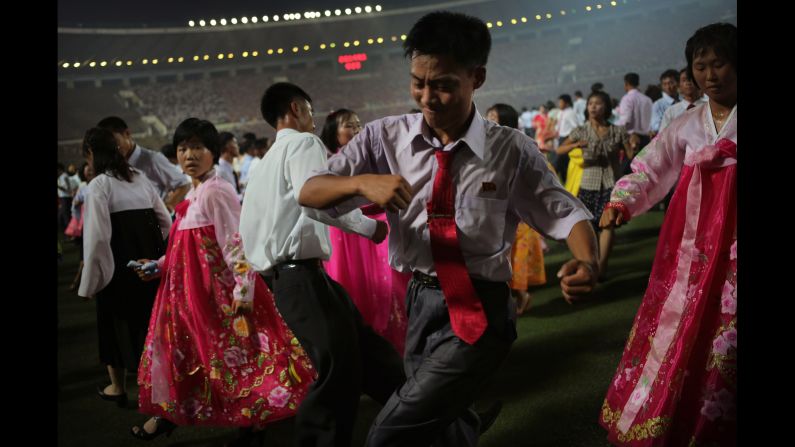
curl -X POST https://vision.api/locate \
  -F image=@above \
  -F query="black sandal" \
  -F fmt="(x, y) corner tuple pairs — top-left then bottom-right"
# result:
(130, 417), (177, 441)
(96, 384), (128, 408)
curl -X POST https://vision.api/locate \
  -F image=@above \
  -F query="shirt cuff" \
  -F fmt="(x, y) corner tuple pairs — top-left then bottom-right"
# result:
(547, 208), (593, 240)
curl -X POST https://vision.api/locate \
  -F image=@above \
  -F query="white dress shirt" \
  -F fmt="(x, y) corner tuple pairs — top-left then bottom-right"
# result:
(127, 144), (191, 198)
(239, 129), (377, 273)
(573, 98), (587, 125)
(556, 107), (580, 138)
(659, 95), (709, 131)
(310, 110), (592, 282)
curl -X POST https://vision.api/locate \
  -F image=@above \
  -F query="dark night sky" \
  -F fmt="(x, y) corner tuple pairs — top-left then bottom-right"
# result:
(58, 0), (432, 27)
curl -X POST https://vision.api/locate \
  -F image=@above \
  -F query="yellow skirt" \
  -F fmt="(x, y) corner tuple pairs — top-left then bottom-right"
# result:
(564, 148), (584, 197)
(510, 222), (547, 290)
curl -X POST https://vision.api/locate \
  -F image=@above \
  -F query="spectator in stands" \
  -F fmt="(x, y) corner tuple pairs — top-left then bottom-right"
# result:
(97, 116), (191, 213)
(573, 90), (587, 125)
(616, 73), (652, 173)
(660, 68), (708, 131)
(217, 131), (241, 194)
(650, 68), (681, 136)
(555, 94), (580, 183)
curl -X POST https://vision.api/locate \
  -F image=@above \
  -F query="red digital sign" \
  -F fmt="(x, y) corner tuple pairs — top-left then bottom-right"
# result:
(338, 53), (367, 71)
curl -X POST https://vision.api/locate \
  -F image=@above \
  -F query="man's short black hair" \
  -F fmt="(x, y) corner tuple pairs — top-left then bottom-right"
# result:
(254, 138), (269, 149)
(685, 22), (737, 89)
(575, 90), (583, 97)
(172, 118), (221, 164)
(403, 11), (491, 69)
(590, 82), (604, 93)
(160, 143), (176, 160)
(624, 73), (640, 87)
(660, 69), (679, 82)
(96, 116), (129, 133)
(558, 94), (573, 107)
(219, 131), (236, 150)
(260, 82), (312, 128)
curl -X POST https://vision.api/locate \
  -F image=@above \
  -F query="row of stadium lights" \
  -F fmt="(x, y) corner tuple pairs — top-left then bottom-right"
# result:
(187, 5), (383, 27)
(59, 2), (622, 69)
(486, 1), (618, 28)
(60, 35), (406, 69)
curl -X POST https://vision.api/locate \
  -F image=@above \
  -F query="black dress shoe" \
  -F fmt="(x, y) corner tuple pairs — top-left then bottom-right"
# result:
(478, 400), (503, 435)
(96, 384), (128, 408)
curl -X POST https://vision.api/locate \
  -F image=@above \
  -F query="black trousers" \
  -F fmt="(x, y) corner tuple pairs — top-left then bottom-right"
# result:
(366, 278), (516, 447)
(58, 197), (73, 232)
(269, 264), (405, 447)
(555, 136), (570, 184)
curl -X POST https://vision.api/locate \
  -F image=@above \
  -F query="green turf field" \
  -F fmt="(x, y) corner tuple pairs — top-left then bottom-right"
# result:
(58, 210), (664, 446)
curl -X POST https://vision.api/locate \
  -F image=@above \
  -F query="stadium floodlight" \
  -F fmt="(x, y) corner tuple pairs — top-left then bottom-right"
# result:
(486, 22), (492, 28)
(252, 51), (259, 56)
(597, 4), (603, 9)
(178, 57), (184, 62)
(273, 15), (279, 21)
(353, 40), (360, 46)
(100, 61), (107, 66)
(496, 21), (502, 27)
(210, 19), (216, 26)
(142, 59), (148, 64)
(251, 16), (258, 23)
(355, 7), (362, 13)
(611, 1), (617, 5)
(400, 34), (406, 40)
(220, 18), (227, 25)
(344, 42), (350, 47)
(367, 38), (374, 44)
(511, 18), (517, 24)
(89, 61), (96, 67)
(227, 53), (233, 58)
(521, 17), (527, 22)
(168, 57), (174, 63)
(75, 62), (82, 67)
(115, 61), (122, 66)
(283, 14), (290, 20)
(152, 59), (159, 64)
(126, 60), (132, 65)
(391, 36), (397, 41)
(561, 10), (566, 15)
(377, 37), (383, 43)
(193, 55), (199, 61)
(242, 17), (249, 24)
(242, 51), (249, 57)
(546, 13), (552, 18)
(320, 43), (326, 49)
(345, 8), (351, 15)
(365, 6), (372, 13)
(277, 48), (284, 54)
(586, 6), (592, 11)
(535, 14), (542, 20)
(325, 10), (331, 17)
(267, 49), (274, 54)
(231, 18), (238, 24)
(303, 45), (310, 51)
(199, 20), (206, 26)
(304, 12), (311, 19)
(203, 54), (209, 60)
(329, 42), (336, 48)
(189, 20), (195, 27)
(263, 16), (268, 22)
(335, 9), (341, 16)
(375, 5), (382, 12)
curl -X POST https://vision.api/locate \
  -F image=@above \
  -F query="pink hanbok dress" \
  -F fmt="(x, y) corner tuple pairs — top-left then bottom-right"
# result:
(137, 175), (315, 428)
(599, 104), (736, 446)
(324, 204), (410, 354)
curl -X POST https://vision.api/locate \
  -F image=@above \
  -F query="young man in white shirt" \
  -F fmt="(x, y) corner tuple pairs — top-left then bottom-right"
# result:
(300, 11), (598, 447)
(239, 82), (404, 447)
(659, 68), (708, 132)
(650, 69), (681, 136)
(217, 131), (241, 195)
(555, 94), (580, 183)
(573, 90), (587, 125)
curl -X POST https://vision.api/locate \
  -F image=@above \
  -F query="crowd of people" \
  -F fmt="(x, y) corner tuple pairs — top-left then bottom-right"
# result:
(57, 11), (736, 447)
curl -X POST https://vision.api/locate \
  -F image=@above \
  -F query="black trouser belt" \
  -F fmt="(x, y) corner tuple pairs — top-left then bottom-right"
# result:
(412, 271), (502, 290)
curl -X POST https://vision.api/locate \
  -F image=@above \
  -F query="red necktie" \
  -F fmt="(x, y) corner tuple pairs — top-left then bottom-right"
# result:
(427, 149), (488, 345)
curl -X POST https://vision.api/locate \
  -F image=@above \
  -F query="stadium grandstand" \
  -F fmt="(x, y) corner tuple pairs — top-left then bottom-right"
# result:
(58, 0), (736, 164)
